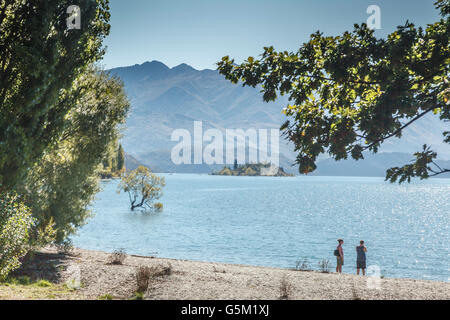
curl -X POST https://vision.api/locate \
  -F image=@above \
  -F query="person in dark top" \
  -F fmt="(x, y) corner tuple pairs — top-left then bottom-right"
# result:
(356, 240), (367, 275)
(336, 239), (344, 273)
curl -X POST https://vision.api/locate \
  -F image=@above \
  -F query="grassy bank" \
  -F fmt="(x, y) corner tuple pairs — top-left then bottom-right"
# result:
(0, 277), (83, 300)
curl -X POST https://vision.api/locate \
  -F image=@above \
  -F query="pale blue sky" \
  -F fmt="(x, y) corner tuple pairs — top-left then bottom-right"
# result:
(101, 0), (441, 70)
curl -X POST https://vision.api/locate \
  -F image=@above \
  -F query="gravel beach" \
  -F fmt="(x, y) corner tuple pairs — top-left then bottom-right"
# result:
(3, 247), (449, 300)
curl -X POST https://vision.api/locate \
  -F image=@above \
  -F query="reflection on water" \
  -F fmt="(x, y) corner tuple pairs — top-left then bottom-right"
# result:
(73, 174), (450, 282)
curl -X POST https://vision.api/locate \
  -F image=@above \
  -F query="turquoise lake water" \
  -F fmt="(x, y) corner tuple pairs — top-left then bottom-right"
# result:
(72, 174), (450, 282)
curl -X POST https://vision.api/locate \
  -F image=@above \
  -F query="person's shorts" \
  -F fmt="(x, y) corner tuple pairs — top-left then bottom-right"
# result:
(356, 260), (366, 269)
(337, 257), (344, 266)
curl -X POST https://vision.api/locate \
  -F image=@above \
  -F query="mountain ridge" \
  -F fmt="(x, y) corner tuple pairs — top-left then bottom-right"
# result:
(109, 61), (449, 176)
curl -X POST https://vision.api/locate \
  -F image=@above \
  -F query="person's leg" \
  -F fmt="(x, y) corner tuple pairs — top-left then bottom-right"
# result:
(337, 257), (343, 273)
(362, 268), (365, 276)
(357, 267), (360, 275)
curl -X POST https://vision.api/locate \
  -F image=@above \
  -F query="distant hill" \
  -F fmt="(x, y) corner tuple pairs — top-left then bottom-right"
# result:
(110, 60), (296, 173)
(312, 152), (450, 178)
(109, 61), (449, 175)
(124, 153), (146, 171)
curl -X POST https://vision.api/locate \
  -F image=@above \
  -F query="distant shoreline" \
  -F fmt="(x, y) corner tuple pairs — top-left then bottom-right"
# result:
(112, 172), (450, 179)
(211, 163), (294, 177)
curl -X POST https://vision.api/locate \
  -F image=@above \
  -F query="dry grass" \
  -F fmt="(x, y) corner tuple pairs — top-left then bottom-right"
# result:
(108, 249), (127, 265)
(279, 275), (293, 300)
(213, 266), (226, 273)
(0, 277), (83, 300)
(135, 266), (152, 294)
(55, 241), (74, 255)
(135, 263), (172, 295)
(151, 263), (172, 277)
(351, 283), (362, 300)
(294, 258), (311, 271)
(318, 259), (331, 273)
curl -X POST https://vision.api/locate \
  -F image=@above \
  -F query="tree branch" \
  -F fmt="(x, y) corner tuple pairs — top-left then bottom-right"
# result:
(361, 105), (440, 151)
(429, 168), (450, 177)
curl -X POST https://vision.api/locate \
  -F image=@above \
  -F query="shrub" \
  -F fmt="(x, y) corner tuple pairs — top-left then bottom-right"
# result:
(153, 202), (164, 212)
(130, 292), (145, 300)
(351, 284), (362, 300)
(134, 263), (172, 295)
(294, 258), (310, 271)
(56, 239), (74, 255)
(98, 170), (114, 179)
(35, 280), (52, 287)
(0, 193), (35, 281)
(135, 265), (152, 294)
(213, 266), (226, 273)
(98, 294), (114, 300)
(244, 167), (257, 176)
(318, 259), (330, 273)
(108, 249), (127, 265)
(17, 276), (32, 285)
(63, 280), (80, 291)
(153, 263), (172, 277)
(215, 166), (232, 175)
(279, 275), (293, 300)
(29, 218), (56, 251)
(3, 276), (32, 286)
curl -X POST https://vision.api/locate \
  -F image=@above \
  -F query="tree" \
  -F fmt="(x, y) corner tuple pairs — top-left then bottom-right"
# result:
(99, 140), (126, 178)
(20, 66), (130, 243)
(217, 0), (449, 183)
(118, 166), (165, 211)
(117, 144), (125, 172)
(0, 0), (110, 192)
(244, 167), (257, 176)
(0, 193), (35, 280)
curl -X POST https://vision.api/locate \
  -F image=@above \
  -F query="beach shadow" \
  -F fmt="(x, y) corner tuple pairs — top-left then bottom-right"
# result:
(11, 251), (73, 283)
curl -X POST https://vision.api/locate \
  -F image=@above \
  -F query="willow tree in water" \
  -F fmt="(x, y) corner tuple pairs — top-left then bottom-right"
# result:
(118, 166), (165, 211)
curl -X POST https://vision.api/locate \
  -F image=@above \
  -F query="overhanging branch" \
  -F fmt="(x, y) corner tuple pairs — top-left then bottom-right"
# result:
(361, 105), (441, 151)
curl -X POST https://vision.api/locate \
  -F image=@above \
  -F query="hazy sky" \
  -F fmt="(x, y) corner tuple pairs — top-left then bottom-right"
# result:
(101, 0), (441, 70)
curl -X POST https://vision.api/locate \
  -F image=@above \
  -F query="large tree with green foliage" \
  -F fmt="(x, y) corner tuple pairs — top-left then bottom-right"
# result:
(218, 0), (449, 183)
(0, 0), (110, 191)
(0, 193), (35, 280)
(21, 66), (130, 243)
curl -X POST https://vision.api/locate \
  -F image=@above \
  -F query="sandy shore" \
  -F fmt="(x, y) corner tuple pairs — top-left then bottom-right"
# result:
(3, 247), (449, 300)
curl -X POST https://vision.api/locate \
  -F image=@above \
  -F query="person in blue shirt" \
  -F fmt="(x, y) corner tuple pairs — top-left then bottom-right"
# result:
(356, 240), (367, 275)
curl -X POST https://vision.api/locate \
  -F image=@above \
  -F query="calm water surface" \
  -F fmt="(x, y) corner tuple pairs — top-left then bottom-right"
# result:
(72, 174), (450, 282)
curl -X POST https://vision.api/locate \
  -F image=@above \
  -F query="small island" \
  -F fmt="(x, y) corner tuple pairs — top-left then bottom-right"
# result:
(212, 162), (294, 177)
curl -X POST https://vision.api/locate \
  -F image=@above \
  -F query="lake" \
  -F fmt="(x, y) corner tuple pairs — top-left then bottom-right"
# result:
(72, 174), (450, 282)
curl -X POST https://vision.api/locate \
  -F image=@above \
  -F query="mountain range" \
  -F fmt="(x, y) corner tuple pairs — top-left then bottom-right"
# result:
(111, 61), (449, 177)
